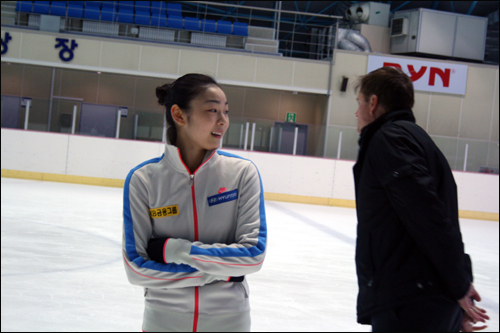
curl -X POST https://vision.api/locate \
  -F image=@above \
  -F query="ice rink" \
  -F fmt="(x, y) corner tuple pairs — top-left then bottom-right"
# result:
(1, 177), (498, 332)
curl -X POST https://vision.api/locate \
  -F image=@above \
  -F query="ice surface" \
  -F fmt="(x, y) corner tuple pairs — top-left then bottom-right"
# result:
(1, 178), (498, 332)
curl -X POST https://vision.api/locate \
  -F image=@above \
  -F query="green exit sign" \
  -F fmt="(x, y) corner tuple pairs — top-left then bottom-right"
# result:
(286, 112), (296, 123)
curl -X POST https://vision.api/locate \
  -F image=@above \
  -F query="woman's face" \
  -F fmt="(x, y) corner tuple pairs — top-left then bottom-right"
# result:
(180, 85), (229, 152)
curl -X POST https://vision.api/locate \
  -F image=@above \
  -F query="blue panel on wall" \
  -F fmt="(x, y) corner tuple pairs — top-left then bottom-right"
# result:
(167, 15), (183, 29)
(151, 13), (166, 27)
(216, 20), (232, 34)
(33, 1), (50, 14)
(202, 19), (216, 33)
(135, 10), (151, 25)
(101, 7), (117, 21)
(233, 22), (248, 36)
(16, 1), (34, 13)
(67, 2), (83, 18)
(49, 1), (67, 16)
(184, 17), (200, 31)
(117, 9), (134, 23)
(166, 3), (182, 16)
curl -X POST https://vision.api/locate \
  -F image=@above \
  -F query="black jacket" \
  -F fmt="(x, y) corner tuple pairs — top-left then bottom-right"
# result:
(353, 109), (472, 324)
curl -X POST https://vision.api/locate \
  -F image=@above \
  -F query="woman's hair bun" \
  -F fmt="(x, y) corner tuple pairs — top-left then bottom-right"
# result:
(156, 83), (172, 106)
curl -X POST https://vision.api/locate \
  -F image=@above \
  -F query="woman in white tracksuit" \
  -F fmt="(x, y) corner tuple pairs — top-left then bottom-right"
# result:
(122, 73), (267, 332)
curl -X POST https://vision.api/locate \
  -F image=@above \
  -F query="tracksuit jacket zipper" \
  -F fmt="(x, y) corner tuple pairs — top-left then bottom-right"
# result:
(189, 173), (200, 332)
(179, 149), (216, 332)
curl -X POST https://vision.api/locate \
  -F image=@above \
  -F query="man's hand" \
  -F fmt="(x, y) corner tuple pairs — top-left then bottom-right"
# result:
(461, 312), (488, 332)
(458, 283), (489, 331)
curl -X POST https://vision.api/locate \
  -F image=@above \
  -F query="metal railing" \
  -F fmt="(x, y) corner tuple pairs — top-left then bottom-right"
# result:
(183, 1), (342, 60)
(1, 1), (342, 61)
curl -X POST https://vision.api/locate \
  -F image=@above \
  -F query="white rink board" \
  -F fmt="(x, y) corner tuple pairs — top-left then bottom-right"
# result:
(244, 150), (337, 198)
(66, 135), (163, 180)
(332, 160), (356, 200)
(453, 171), (499, 214)
(1, 129), (69, 175)
(1, 128), (498, 214)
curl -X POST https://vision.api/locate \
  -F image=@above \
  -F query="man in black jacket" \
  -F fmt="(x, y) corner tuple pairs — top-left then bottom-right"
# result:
(352, 67), (489, 332)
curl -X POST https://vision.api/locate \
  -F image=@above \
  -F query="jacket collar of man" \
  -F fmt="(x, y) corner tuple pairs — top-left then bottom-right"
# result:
(358, 109), (416, 148)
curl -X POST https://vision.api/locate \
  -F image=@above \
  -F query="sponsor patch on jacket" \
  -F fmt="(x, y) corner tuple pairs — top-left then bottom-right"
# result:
(149, 205), (179, 218)
(207, 189), (238, 207)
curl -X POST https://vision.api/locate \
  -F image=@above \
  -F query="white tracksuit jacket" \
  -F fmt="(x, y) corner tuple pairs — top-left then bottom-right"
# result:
(122, 142), (267, 332)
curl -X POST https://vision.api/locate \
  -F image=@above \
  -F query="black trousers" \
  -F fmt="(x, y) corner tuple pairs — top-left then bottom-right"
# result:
(371, 297), (463, 332)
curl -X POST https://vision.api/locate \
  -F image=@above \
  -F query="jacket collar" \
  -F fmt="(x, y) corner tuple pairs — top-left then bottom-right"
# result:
(358, 109), (416, 149)
(163, 140), (218, 175)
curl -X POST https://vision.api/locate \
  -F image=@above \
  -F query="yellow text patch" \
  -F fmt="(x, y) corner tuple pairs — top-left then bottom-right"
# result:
(149, 205), (179, 219)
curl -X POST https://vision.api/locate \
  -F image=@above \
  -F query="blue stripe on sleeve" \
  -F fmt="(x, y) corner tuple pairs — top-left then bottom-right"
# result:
(123, 154), (198, 274)
(189, 150), (267, 258)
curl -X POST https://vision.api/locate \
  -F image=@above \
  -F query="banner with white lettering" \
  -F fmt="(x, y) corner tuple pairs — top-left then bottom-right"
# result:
(367, 55), (468, 95)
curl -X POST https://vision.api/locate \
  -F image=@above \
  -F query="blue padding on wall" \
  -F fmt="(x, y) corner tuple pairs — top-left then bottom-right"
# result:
(166, 3), (182, 16)
(101, 7), (117, 21)
(134, 1), (150, 13)
(86, 1), (102, 8)
(118, 0), (134, 11)
(67, 2), (83, 18)
(167, 15), (183, 29)
(151, 14), (166, 27)
(135, 10), (150, 25)
(117, 9), (134, 23)
(49, 1), (67, 16)
(83, 6), (100, 20)
(216, 20), (232, 34)
(150, 1), (165, 14)
(16, 1), (33, 13)
(233, 22), (248, 36)
(102, 1), (117, 9)
(201, 19), (216, 33)
(184, 17), (200, 31)
(33, 1), (50, 14)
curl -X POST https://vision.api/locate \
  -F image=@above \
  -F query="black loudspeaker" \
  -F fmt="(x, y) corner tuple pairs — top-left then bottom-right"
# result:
(340, 76), (349, 92)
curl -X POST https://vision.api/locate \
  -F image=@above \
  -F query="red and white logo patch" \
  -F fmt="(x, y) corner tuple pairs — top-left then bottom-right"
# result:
(367, 55), (468, 95)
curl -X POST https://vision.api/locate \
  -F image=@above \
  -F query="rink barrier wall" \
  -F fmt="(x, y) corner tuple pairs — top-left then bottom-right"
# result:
(1, 129), (498, 221)
(1, 169), (498, 222)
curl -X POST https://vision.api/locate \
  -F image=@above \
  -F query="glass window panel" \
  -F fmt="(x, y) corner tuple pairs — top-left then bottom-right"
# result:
(325, 125), (358, 161)
(1, 63), (23, 96)
(59, 69), (99, 103)
(458, 139), (491, 173)
(1, 95), (21, 129)
(487, 142), (499, 169)
(79, 103), (117, 138)
(222, 117), (246, 150)
(245, 118), (275, 153)
(49, 99), (81, 134)
(307, 124), (326, 157)
(430, 136), (459, 170)
(21, 65), (52, 99)
(27, 98), (50, 131)
(134, 110), (164, 142)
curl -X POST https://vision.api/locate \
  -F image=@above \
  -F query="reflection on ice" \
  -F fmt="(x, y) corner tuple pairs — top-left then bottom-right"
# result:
(1, 178), (498, 332)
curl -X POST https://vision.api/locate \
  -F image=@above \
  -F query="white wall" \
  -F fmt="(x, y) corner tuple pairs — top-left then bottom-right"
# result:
(1, 128), (498, 214)
(0, 27), (330, 95)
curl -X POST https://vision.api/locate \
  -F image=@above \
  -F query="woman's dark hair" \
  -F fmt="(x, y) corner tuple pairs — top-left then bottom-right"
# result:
(354, 66), (414, 113)
(156, 73), (220, 144)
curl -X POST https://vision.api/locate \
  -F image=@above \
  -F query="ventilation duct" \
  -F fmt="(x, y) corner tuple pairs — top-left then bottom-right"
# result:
(345, 2), (390, 27)
(337, 29), (372, 53)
